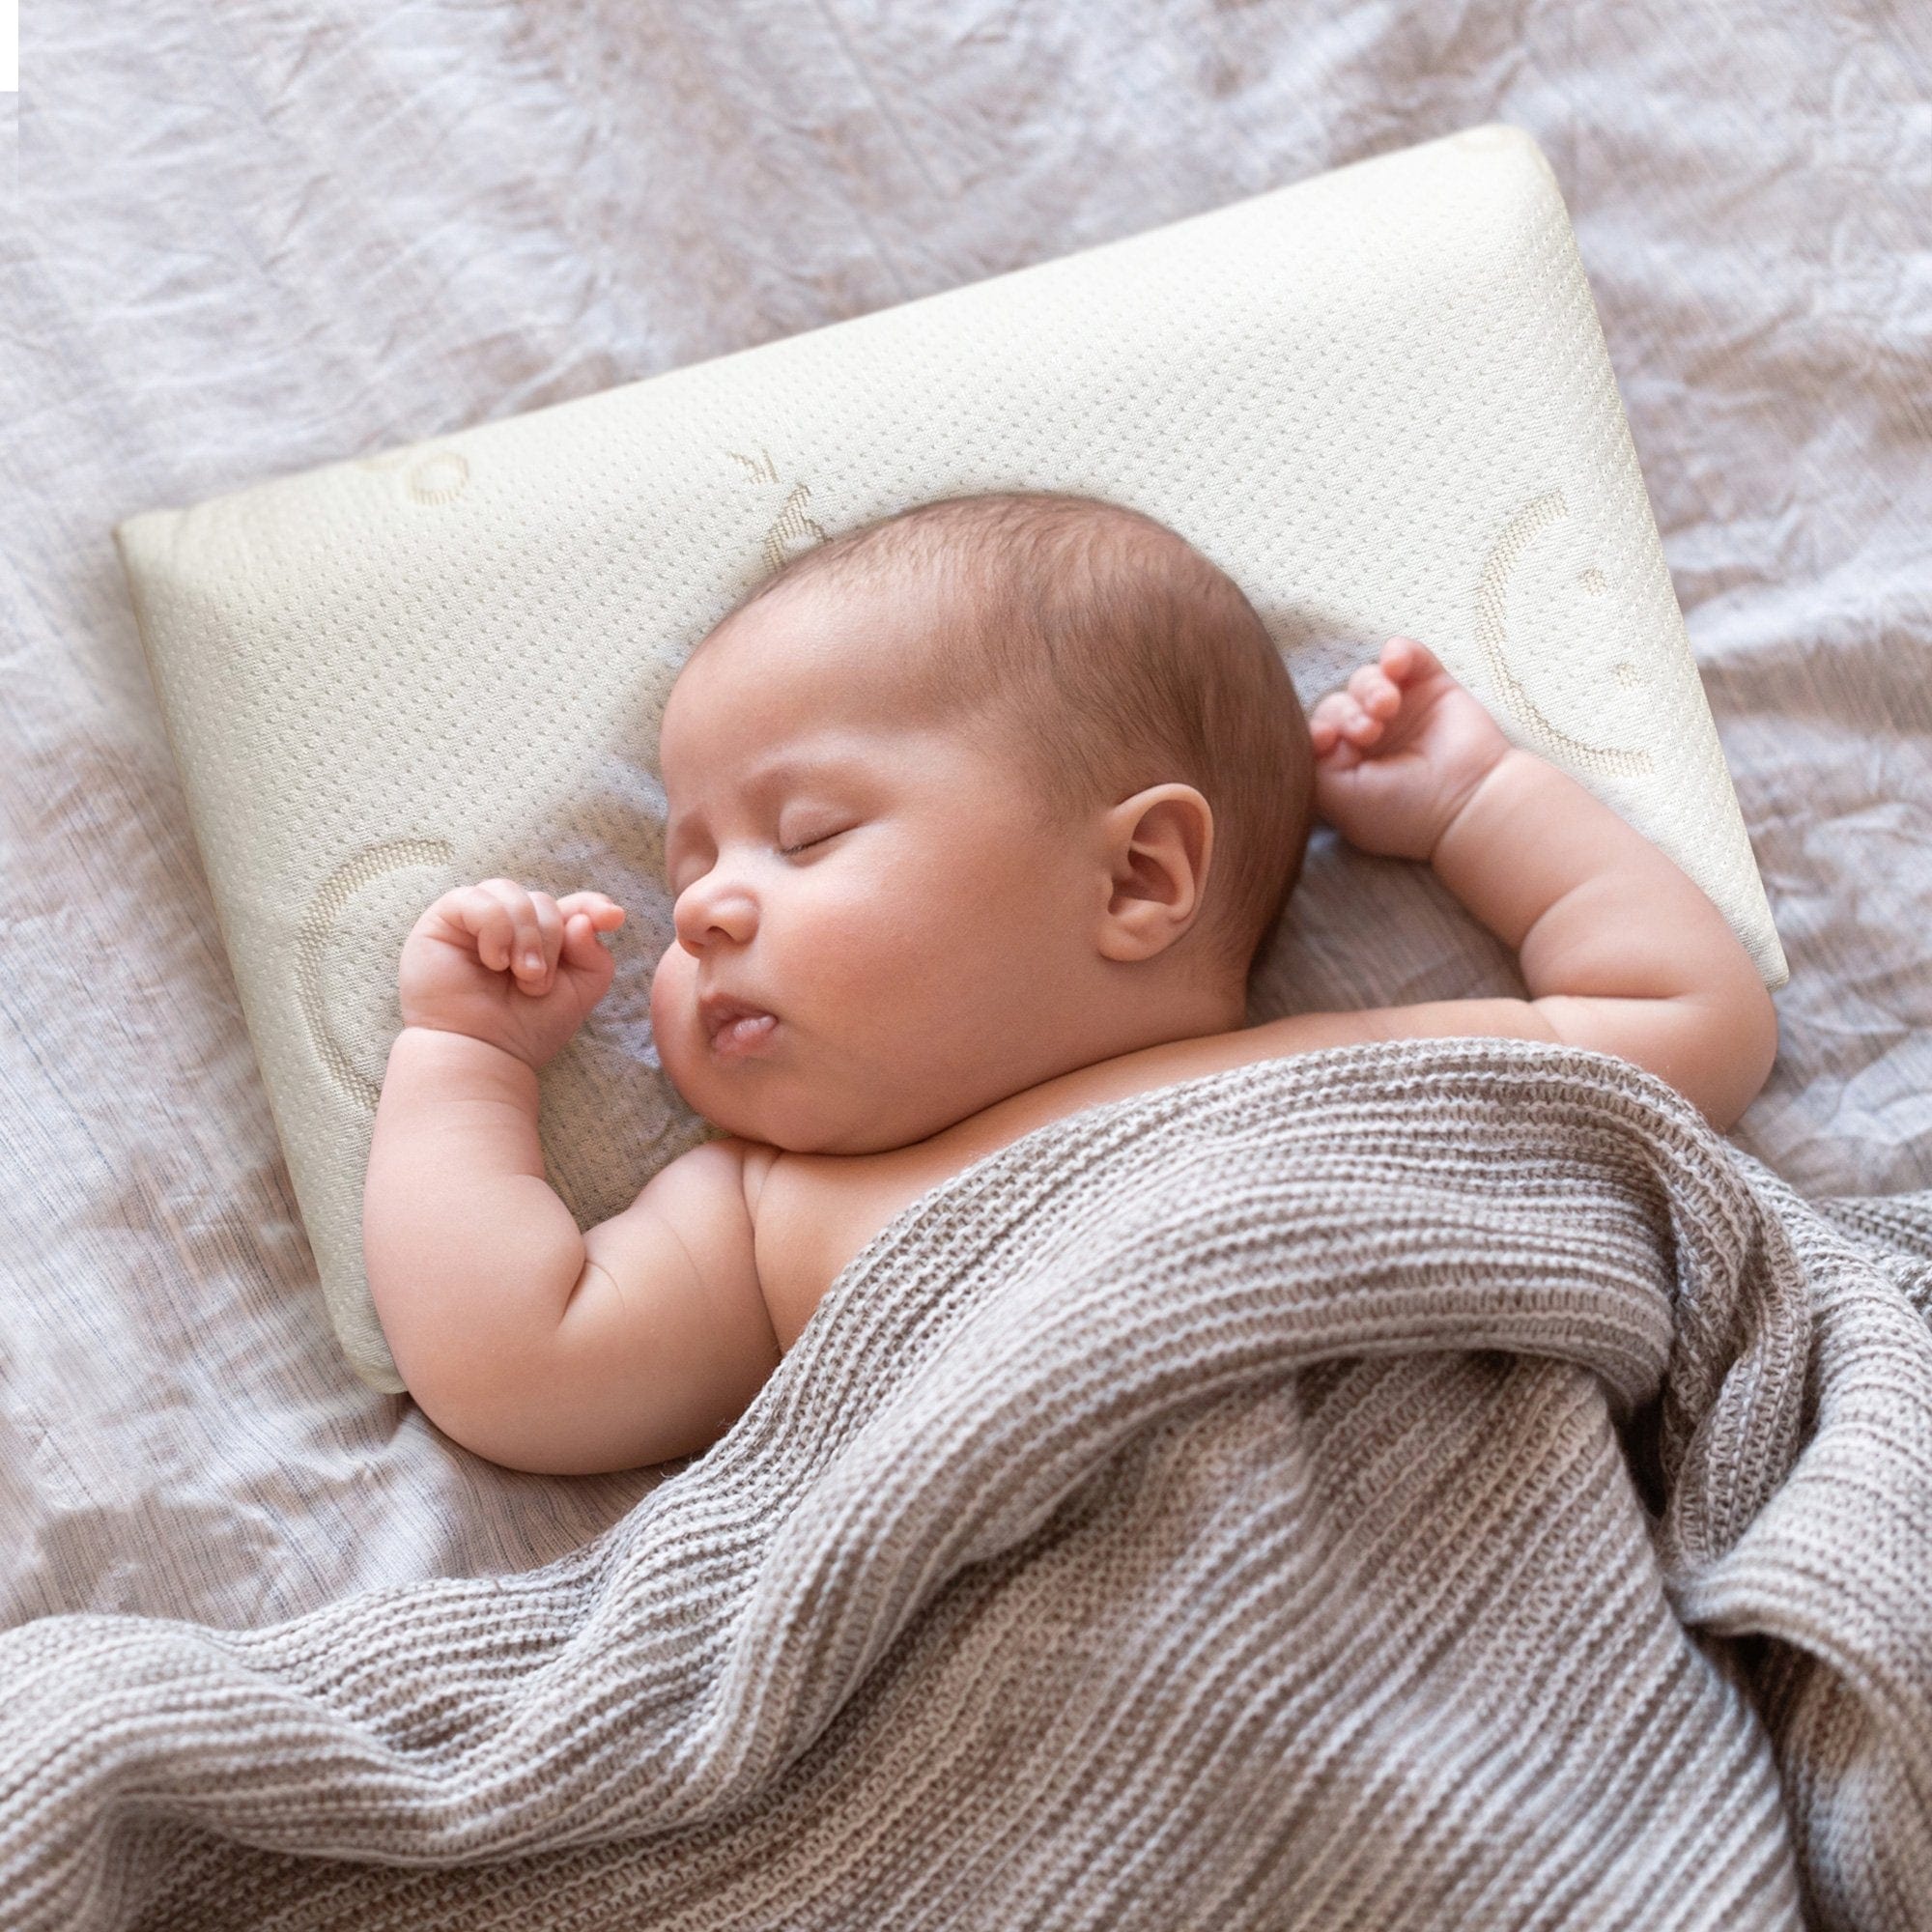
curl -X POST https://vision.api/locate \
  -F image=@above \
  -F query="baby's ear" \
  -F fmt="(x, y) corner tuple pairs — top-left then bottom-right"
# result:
(1094, 784), (1214, 963)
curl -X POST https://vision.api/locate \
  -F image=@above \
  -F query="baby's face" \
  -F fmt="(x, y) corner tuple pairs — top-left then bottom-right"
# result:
(651, 575), (1101, 1155)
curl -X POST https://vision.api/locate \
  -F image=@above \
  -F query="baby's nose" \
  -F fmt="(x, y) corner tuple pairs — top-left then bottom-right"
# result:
(672, 875), (756, 952)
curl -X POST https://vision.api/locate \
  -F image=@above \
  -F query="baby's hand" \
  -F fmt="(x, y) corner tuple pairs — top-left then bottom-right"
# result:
(1309, 638), (1513, 863)
(397, 878), (627, 1070)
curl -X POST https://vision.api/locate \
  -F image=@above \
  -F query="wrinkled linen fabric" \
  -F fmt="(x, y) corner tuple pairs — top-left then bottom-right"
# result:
(1, 0), (1927, 1641)
(0, 1039), (1927, 1932)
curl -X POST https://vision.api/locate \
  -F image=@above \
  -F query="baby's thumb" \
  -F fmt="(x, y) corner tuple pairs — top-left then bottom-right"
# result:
(561, 912), (612, 968)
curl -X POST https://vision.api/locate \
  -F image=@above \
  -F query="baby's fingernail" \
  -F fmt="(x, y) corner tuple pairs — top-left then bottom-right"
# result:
(523, 951), (541, 972)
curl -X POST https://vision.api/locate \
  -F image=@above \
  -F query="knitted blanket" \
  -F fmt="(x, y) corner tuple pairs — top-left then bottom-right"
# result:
(4, 1038), (1929, 1931)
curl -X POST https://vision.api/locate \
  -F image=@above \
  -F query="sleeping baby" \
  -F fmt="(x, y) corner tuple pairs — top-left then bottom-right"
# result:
(362, 490), (1778, 1475)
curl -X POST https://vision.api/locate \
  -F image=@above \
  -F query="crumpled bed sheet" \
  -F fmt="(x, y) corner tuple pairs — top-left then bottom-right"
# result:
(0, 0), (1927, 1654)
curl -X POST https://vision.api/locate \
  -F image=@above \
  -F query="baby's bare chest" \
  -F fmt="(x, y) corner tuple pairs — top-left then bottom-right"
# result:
(745, 1017), (1303, 1351)
(748, 1152), (956, 1351)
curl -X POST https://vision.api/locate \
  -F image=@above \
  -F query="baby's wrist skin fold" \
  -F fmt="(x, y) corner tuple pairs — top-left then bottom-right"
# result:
(394, 1021), (542, 1084)
(1425, 742), (1527, 877)
(1425, 739), (1750, 1002)
(1429, 744), (1619, 967)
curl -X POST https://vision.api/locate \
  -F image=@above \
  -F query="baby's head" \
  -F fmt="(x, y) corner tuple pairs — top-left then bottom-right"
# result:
(650, 491), (1315, 1154)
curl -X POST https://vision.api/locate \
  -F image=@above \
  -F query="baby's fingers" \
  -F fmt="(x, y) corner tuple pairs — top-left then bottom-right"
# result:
(1311, 687), (1383, 751)
(469, 879), (557, 987)
(557, 891), (625, 930)
(1380, 635), (1445, 684)
(514, 893), (566, 992)
(556, 893), (626, 956)
(1347, 663), (1401, 718)
(442, 882), (521, 974)
(1309, 688), (1353, 740)
(556, 893), (622, 974)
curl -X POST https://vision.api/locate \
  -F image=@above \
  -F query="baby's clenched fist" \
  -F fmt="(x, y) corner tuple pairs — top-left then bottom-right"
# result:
(397, 878), (627, 1070)
(1309, 637), (1513, 863)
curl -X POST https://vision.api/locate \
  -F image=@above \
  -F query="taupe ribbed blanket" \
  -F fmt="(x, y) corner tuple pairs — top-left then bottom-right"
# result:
(3, 1038), (1929, 1931)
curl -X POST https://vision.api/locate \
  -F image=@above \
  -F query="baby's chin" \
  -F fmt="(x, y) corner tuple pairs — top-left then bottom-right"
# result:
(665, 1042), (950, 1156)
(656, 1020), (825, 1151)
(651, 975), (998, 1154)
(680, 1072), (884, 1155)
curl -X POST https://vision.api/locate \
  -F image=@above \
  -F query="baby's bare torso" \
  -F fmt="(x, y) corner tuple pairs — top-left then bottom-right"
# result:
(740, 1013), (1314, 1349)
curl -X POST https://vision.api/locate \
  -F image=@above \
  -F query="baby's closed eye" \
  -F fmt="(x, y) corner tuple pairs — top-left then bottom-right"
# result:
(779, 827), (850, 857)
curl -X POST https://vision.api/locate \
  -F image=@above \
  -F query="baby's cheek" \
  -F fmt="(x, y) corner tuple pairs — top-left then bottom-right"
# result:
(648, 948), (693, 1045)
(805, 884), (931, 1008)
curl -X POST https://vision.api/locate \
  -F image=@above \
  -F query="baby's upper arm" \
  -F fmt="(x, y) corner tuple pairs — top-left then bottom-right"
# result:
(1259, 997), (1562, 1059)
(435, 1135), (782, 1475)
(1265, 985), (1775, 1133)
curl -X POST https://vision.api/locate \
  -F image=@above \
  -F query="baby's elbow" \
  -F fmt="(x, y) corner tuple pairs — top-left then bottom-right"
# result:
(1739, 978), (1781, 1122)
(1690, 975), (1780, 1135)
(408, 1370), (562, 1474)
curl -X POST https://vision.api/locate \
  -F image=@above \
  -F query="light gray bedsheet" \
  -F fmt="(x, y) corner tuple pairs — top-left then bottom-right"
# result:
(0, 0), (1926, 1638)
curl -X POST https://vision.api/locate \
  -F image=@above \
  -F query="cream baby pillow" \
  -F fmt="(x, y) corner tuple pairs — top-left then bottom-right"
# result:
(114, 121), (1788, 1396)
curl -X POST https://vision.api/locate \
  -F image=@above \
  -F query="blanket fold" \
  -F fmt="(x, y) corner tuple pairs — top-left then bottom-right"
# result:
(2, 1037), (1927, 1931)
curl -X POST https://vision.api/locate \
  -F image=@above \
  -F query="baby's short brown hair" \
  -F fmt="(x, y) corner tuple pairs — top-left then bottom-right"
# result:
(703, 490), (1316, 986)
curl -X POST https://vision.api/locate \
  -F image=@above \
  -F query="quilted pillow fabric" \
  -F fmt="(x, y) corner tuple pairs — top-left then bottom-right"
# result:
(113, 121), (1786, 1392)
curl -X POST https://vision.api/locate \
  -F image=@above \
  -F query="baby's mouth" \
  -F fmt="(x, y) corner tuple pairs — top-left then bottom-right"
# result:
(710, 1011), (779, 1056)
(700, 991), (781, 1057)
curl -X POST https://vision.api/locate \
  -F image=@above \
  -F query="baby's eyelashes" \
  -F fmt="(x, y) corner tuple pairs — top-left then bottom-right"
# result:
(778, 825), (853, 858)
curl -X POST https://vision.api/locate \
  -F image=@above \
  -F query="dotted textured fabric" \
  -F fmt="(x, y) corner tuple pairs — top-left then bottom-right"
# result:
(109, 122), (1786, 1395)
(0, 1037), (1925, 1931)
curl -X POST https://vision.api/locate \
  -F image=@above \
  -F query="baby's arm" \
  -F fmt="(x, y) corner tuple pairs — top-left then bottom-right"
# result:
(362, 882), (781, 1475)
(1296, 638), (1778, 1131)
